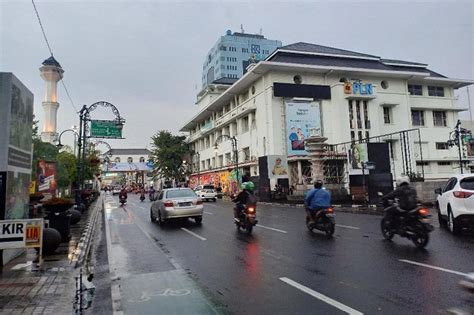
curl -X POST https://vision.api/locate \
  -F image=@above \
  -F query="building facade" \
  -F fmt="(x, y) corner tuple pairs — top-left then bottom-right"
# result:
(102, 148), (153, 187)
(182, 42), (473, 196)
(201, 30), (282, 88)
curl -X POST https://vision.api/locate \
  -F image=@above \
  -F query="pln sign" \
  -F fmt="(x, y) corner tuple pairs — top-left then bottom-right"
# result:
(0, 219), (43, 249)
(344, 82), (374, 95)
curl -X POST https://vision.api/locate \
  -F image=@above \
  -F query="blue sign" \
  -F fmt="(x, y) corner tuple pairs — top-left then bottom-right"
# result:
(344, 82), (373, 95)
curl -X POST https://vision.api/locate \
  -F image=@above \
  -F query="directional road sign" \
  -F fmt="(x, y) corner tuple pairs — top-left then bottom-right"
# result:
(90, 120), (123, 139)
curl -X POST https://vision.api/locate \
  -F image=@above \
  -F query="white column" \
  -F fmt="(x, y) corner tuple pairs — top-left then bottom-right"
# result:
(297, 160), (303, 184)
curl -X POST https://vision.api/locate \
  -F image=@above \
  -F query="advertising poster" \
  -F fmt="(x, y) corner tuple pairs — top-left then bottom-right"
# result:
(267, 155), (289, 179)
(286, 101), (321, 156)
(0, 172), (6, 219)
(348, 143), (368, 175)
(36, 160), (57, 197)
(5, 172), (29, 220)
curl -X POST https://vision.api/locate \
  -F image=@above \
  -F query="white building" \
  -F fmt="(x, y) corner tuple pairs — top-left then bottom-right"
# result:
(180, 42), (473, 196)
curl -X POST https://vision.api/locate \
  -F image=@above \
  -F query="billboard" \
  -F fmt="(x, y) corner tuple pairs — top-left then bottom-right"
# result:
(348, 143), (368, 175)
(286, 101), (321, 156)
(36, 160), (57, 197)
(267, 155), (289, 179)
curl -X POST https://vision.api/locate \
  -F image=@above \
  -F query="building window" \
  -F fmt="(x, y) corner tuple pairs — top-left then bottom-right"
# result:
(433, 111), (447, 127)
(428, 86), (445, 97)
(436, 142), (449, 150)
(225, 152), (232, 165)
(380, 80), (389, 89)
(220, 45), (227, 51)
(293, 75), (302, 84)
(411, 110), (425, 126)
(115, 157), (121, 163)
(383, 106), (391, 124)
(127, 157), (133, 163)
(139, 157), (145, 163)
(242, 147), (250, 161)
(242, 116), (249, 133)
(408, 84), (423, 95)
(242, 48), (248, 53)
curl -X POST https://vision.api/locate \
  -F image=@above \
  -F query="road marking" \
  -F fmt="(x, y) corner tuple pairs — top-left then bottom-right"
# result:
(203, 211), (214, 215)
(181, 228), (207, 241)
(399, 259), (468, 277)
(256, 224), (288, 234)
(280, 277), (363, 315)
(336, 224), (360, 230)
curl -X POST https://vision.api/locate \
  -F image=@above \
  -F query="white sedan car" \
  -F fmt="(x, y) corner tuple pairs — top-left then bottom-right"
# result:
(150, 188), (203, 225)
(435, 174), (474, 234)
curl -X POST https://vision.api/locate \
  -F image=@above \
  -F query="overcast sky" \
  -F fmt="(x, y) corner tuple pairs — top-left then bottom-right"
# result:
(1, 0), (473, 150)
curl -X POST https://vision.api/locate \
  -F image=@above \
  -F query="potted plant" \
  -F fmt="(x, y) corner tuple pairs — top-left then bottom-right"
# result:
(29, 192), (44, 203)
(42, 197), (74, 212)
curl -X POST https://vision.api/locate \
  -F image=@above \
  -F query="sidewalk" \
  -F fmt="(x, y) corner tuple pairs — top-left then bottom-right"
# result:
(0, 196), (103, 315)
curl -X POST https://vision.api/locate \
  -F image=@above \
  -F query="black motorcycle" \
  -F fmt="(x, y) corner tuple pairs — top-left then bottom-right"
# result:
(234, 204), (258, 235)
(140, 194), (145, 202)
(380, 199), (433, 248)
(306, 207), (335, 237)
(149, 191), (155, 201)
(119, 195), (127, 206)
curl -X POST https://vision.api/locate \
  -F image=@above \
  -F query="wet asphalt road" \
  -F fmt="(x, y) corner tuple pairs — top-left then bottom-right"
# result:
(106, 193), (474, 314)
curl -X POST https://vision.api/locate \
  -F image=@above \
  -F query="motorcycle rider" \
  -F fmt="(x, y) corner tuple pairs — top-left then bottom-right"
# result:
(304, 180), (331, 225)
(233, 182), (256, 219)
(149, 186), (156, 200)
(381, 177), (418, 228)
(119, 186), (128, 201)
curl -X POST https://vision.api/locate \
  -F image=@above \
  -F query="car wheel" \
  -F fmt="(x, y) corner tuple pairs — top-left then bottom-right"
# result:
(150, 209), (156, 223)
(437, 205), (446, 227)
(447, 208), (460, 235)
(195, 216), (202, 225)
(213, 198), (217, 202)
(158, 211), (164, 226)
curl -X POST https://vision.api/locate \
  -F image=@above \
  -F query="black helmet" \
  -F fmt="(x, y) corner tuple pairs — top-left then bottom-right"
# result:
(314, 180), (323, 189)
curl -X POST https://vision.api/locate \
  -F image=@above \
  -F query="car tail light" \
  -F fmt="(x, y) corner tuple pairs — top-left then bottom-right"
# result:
(418, 208), (429, 216)
(453, 191), (474, 199)
(196, 199), (203, 205)
(163, 200), (174, 207)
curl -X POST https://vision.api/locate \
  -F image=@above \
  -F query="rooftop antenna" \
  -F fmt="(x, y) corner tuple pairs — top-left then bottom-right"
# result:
(241, 24), (244, 33)
(259, 28), (262, 35)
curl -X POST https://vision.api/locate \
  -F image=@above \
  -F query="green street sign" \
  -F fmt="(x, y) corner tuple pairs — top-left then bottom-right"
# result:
(90, 120), (122, 139)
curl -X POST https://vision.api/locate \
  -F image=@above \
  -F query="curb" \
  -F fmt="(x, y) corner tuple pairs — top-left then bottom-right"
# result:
(71, 195), (104, 268)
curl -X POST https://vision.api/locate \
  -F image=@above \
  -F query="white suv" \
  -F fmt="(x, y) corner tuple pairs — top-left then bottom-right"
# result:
(199, 189), (217, 202)
(435, 174), (474, 234)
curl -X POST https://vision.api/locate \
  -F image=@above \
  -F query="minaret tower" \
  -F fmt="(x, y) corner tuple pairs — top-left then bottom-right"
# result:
(40, 56), (64, 143)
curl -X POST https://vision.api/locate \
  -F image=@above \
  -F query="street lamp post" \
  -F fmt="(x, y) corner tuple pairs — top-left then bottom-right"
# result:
(193, 151), (201, 185)
(447, 120), (472, 174)
(214, 135), (239, 186)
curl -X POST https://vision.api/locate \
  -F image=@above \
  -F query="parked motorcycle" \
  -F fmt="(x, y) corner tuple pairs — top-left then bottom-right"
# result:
(234, 204), (258, 235)
(119, 195), (127, 206)
(380, 199), (433, 248)
(306, 207), (335, 237)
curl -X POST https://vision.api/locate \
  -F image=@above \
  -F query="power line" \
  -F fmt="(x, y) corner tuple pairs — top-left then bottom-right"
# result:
(31, 0), (78, 113)
(31, 0), (54, 56)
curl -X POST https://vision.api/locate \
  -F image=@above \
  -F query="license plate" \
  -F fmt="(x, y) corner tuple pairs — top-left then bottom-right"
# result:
(179, 202), (192, 207)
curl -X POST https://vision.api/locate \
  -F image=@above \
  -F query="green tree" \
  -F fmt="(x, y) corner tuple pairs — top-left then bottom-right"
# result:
(150, 130), (189, 183)
(56, 151), (77, 191)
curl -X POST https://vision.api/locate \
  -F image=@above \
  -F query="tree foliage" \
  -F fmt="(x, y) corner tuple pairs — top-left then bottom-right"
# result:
(150, 130), (189, 182)
(56, 151), (77, 188)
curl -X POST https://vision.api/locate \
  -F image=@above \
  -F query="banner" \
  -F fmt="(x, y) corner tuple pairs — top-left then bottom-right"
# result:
(36, 160), (57, 197)
(267, 155), (289, 179)
(286, 101), (321, 156)
(348, 143), (368, 175)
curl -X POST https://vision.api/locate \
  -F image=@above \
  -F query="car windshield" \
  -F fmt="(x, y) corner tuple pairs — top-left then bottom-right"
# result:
(460, 177), (474, 190)
(166, 190), (196, 199)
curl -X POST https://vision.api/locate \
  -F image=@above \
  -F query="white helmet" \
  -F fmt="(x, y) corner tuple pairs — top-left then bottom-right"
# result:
(396, 176), (410, 187)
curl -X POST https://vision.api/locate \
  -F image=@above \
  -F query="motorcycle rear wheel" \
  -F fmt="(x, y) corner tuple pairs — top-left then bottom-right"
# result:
(381, 217), (395, 240)
(325, 221), (335, 237)
(245, 225), (253, 235)
(412, 228), (429, 248)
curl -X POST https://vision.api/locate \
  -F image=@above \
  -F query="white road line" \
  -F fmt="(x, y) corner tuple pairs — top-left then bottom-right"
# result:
(203, 211), (214, 215)
(256, 224), (288, 234)
(336, 224), (360, 230)
(399, 259), (468, 277)
(181, 228), (207, 241)
(280, 277), (363, 315)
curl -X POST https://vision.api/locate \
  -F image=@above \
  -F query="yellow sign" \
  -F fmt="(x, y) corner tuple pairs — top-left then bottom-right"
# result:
(344, 82), (352, 94)
(29, 181), (36, 194)
(25, 224), (42, 248)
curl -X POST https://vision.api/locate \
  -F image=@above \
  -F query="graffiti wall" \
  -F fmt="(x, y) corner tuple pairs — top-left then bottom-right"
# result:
(190, 169), (242, 195)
